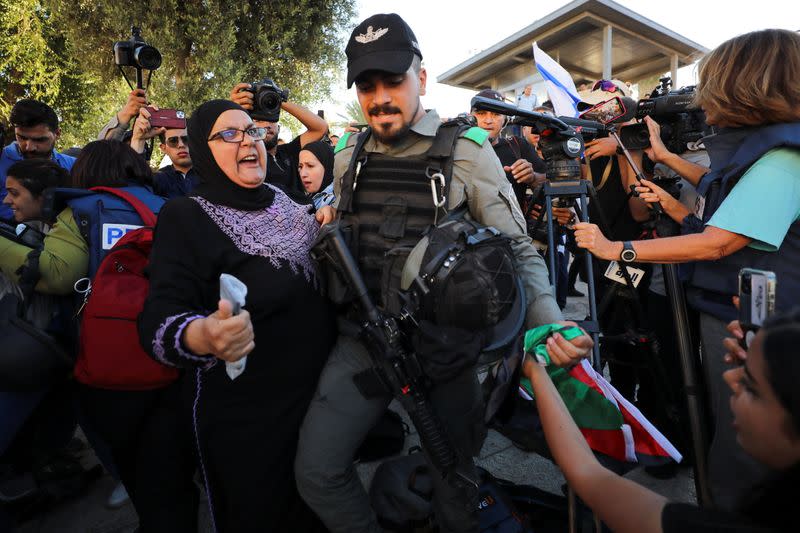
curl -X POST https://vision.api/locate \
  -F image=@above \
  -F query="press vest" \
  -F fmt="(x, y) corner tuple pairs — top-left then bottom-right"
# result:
(64, 185), (165, 278)
(688, 122), (800, 321)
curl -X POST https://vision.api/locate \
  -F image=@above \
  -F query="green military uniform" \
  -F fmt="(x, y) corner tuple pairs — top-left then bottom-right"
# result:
(333, 109), (563, 328)
(296, 110), (565, 533)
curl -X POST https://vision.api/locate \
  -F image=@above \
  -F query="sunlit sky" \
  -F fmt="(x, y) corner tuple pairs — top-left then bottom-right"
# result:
(308, 0), (797, 134)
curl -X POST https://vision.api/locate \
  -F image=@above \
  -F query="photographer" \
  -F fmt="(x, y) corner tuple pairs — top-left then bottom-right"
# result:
(230, 81), (328, 195)
(572, 85), (652, 403)
(470, 89), (546, 210)
(574, 28), (800, 509)
(0, 99), (76, 221)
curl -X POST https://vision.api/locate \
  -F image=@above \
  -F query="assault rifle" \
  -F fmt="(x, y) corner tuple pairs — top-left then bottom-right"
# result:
(312, 223), (477, 488)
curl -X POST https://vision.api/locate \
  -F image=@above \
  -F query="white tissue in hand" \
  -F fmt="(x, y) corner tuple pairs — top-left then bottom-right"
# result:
(219, 273), (249, 380)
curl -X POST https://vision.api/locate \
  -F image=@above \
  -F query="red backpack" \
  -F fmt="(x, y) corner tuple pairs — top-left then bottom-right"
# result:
(73, 187), (179, 390)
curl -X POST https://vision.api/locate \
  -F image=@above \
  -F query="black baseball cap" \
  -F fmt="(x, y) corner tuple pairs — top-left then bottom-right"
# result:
(471, 89), (505, 109)
(345, 13), (422, 88)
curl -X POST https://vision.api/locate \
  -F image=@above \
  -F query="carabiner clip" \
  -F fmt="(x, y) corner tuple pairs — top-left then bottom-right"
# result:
(74, 277), (91, 296)
(429, 171), (446, 208)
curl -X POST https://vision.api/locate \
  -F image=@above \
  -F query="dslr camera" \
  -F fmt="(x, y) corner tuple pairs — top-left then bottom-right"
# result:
(245, 78), (289, 122)
(114, 27), (162, 72)
(620, 77), (712, 154)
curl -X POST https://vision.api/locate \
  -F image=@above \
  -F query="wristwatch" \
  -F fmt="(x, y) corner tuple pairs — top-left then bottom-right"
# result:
(620, 241), (637, 263)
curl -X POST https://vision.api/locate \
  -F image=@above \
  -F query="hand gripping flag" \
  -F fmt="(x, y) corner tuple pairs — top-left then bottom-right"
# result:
(520, 324), (682, 466)
(532, 43), (581, 118)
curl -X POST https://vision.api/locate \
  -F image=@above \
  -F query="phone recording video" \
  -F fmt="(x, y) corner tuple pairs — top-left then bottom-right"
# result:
(579, 97), (626, 125)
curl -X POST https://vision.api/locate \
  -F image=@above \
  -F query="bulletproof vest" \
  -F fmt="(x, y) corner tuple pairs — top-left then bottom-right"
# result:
(346, 153), (439, 303)
(688, 122), (800, 321)
(337, 122), (469, 308)
(49, 184), (165, 279)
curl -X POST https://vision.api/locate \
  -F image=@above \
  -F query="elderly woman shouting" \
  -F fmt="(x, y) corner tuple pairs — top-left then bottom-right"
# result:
(574, 29), (800, 510)
(138, 100), (335, 532)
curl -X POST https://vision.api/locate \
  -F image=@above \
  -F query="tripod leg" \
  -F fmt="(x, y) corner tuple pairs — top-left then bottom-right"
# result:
(663, 263), (713, 506)
(545, 197), (558, 287)
(568, 485), (577, 533)
(578, 192), (601, 369)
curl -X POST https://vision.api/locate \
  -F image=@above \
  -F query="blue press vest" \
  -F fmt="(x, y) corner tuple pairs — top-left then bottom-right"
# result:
(63, 185), (165, 278)
(688, 122), (800, 322)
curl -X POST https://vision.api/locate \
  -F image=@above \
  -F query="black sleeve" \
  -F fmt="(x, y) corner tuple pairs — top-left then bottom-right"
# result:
(276, 135), (302, 161)
(138, 197), (219, 368)
(661, 503), (779, 533)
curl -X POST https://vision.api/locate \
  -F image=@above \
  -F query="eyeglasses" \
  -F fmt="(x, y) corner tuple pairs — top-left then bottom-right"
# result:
(592, 80), (620, 93)
(165, 135), (189, 148)
(208, 127), (268, 143)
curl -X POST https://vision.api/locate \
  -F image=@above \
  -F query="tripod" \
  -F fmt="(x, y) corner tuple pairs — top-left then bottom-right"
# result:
(609, 129), (713, 505)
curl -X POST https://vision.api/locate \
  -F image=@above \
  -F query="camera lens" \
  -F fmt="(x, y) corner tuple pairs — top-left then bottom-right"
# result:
(258, 92), (280, 113)
(135, 45), (162, 70)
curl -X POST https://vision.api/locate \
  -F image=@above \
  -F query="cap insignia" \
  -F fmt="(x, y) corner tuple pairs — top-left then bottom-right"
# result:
(355, 26), (389, 44)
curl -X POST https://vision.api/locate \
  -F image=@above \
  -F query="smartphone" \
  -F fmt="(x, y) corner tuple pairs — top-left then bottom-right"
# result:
(579, 97), (626, 125)
(145, 107), (186, 129)
(738, 268), (776, 330)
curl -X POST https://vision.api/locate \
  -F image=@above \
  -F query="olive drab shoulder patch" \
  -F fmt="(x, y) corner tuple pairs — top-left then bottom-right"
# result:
(463, 127), (489, 146)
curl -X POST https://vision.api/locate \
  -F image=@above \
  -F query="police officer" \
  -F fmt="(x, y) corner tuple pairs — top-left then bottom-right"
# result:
(295, 13), (593, 533)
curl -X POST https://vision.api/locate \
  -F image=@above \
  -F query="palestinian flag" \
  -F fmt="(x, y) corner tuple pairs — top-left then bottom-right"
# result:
(520, 325), (682, 466)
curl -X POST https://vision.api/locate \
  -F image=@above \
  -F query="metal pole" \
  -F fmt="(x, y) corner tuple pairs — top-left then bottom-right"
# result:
(578, 192), (601, 369)
(545, 195), (558, 287)
(662, 263), (713, 506)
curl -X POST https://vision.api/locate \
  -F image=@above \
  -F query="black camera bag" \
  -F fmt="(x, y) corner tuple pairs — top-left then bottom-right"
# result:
(0, 246), (73, 391)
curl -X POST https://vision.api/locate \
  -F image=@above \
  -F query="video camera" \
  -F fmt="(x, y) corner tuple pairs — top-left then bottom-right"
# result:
(114, 27), (161, 89)
(619, 77), (713, 154)
(471, 95), (601, 181)
(244, 78), (289, 122)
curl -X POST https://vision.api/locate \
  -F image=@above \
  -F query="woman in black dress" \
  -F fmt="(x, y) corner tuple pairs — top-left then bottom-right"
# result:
(139, 99), (335, 532)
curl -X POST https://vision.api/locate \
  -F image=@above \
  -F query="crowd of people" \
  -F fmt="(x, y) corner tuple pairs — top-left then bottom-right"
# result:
(1, 11), (799, 533)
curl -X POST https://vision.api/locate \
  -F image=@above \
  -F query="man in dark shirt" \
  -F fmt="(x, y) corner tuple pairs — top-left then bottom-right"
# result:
(470, 89), (546, 210)
(230, 84), (328, 195)
(152, 126), (200, 199)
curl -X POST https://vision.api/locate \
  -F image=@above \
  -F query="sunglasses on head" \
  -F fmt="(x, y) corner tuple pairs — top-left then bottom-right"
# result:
(165, 135), (189, 148)
(592, 80), (620, 93)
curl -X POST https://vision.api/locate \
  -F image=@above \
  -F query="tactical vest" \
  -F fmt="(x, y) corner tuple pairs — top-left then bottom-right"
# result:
(688, 122), (800, 321)
(336, 121), (472, 310)
(50, 184), (165, 278)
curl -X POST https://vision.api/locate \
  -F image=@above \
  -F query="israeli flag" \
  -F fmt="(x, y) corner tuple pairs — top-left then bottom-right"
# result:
(533, 42), (581, 118)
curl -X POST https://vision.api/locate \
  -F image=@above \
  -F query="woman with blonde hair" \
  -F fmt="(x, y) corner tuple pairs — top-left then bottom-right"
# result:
(573, 28), (800, 508)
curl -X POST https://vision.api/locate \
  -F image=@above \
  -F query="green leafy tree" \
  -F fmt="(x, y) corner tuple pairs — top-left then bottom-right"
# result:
(339, 99), (366, 124)
(1, 0), (355, 148)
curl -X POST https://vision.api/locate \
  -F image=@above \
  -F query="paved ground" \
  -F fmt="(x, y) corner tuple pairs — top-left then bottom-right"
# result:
(11, 285), (697, 532)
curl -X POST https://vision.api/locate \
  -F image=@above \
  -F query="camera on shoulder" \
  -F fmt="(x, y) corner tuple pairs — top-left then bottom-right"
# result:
(244, 78), (289, 122)
(619, 77), (713, 154)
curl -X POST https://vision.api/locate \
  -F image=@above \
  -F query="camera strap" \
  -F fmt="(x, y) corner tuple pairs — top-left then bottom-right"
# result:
(586, 158), (614, 191)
